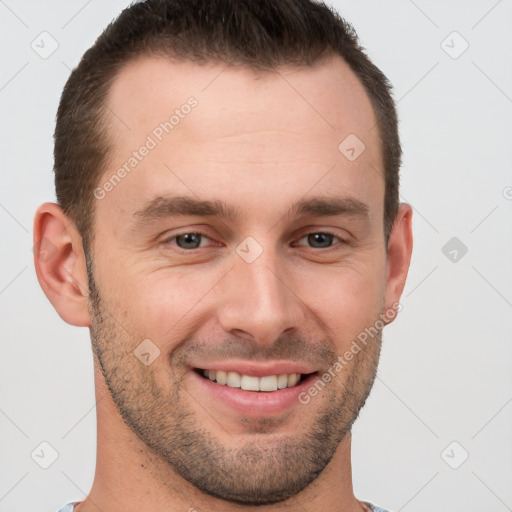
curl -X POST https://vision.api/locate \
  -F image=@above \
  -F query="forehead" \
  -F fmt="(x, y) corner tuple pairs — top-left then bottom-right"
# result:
(97, 55), (383, 226)
(105, 54), (379, 146)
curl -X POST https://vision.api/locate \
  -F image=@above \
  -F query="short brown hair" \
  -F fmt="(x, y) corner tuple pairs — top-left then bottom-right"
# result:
(54, 0), (401, 252)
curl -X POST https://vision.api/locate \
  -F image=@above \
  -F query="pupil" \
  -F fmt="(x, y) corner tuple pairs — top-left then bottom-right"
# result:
(309, 233), (332, 248)
(178, 233), (200, 249)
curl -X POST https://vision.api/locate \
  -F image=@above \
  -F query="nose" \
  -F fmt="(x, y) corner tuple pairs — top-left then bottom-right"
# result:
(215, 243), (306, 347)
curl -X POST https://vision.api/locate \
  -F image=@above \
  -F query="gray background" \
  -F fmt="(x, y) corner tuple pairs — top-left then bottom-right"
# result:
(1, 1), (511, 511)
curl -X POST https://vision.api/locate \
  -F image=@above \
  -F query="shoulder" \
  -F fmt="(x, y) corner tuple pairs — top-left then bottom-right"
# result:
(362, 501), (393, 512)
(56, 502), (78, 512)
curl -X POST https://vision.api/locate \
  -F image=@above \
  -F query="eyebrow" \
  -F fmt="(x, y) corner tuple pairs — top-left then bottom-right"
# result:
(132, 194), (370, 224)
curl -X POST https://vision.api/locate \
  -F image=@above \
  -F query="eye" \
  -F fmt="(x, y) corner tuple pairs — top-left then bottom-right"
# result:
(295, 231), (346, 249)
(166, 232), (213, 250)
(162, 230), (347, 251)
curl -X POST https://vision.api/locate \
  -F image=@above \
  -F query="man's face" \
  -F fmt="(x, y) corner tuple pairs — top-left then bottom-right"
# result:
(88, 56), (391, 504)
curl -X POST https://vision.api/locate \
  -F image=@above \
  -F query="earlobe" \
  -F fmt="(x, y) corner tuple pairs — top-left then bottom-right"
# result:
(383, 203), (413, 324)
(33, 202), (91, 327)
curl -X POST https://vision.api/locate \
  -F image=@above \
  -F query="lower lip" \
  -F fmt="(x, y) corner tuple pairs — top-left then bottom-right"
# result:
(190, 370), (318, 417)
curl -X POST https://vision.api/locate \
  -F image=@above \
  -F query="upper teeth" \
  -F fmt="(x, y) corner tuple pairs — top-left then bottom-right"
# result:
(203, 370), (302, 391)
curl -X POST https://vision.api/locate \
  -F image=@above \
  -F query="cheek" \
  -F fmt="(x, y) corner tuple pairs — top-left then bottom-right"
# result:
(131, 270), (218, 339)
(100, 246), (387, 351)
(296, 262), (386, 342)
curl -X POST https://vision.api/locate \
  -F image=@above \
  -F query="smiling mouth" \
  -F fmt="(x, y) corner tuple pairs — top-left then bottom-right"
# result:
(194, 368), (314, 392)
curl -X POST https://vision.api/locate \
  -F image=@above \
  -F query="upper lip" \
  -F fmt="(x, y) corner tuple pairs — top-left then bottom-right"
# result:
(191, 361), (318, 377)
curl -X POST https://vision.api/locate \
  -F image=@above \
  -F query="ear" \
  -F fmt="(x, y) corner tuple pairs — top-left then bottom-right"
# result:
(33, 202), (91, 327)
(382, 203), (413, 324)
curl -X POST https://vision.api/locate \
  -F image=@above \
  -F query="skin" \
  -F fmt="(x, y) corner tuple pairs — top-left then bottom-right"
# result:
(34, 55), (413, 512)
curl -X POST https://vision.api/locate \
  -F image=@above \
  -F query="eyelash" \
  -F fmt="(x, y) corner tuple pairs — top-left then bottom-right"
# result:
(162, 230), (348, 251)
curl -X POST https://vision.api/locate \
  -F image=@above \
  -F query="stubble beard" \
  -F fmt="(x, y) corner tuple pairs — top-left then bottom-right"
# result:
(85, 251), (382, 505)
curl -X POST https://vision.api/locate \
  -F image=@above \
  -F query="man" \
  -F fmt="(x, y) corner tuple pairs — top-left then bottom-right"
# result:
(33, 0), (413, 511)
